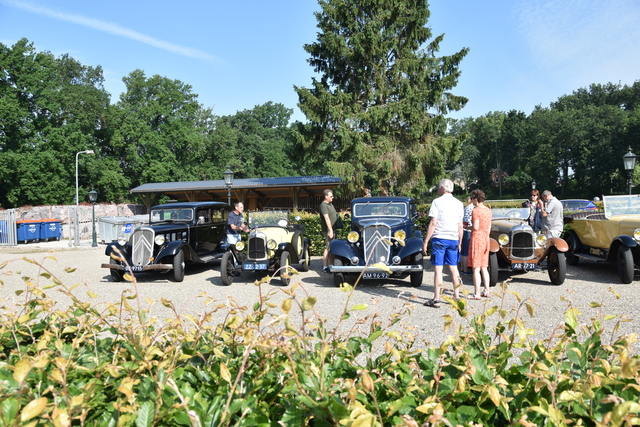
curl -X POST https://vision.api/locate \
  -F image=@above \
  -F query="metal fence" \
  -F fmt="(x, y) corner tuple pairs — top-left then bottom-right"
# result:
(0, 209), (18, 246)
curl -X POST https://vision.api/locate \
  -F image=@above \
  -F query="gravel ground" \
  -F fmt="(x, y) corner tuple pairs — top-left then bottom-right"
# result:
(1, 240), (638, 354)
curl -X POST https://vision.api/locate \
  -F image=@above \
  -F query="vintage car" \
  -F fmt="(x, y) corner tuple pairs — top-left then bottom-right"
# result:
(101, 201), (230, 282)
(560, 199), (599, 211)
(329, 196), (423, 287)
(488, 207), (568, 287)
(564, 194), (640, 284)
(220, 210), (310, 286)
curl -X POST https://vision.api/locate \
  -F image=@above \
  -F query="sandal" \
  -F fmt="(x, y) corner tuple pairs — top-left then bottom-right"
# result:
(481, 291), (491, 298)
(424, 299), (440, 308)
(467, 294), (482, 300)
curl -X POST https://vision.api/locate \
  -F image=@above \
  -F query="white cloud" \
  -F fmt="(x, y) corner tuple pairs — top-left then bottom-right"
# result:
(1, 0), (218, 62)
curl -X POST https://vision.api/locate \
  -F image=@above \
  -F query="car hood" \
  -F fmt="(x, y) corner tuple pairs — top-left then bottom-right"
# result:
(147, 223), (191, 232)
(353, 218), (409, 230)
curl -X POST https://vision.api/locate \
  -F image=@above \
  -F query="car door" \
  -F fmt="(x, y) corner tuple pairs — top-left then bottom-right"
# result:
(194, 208), (217, 255)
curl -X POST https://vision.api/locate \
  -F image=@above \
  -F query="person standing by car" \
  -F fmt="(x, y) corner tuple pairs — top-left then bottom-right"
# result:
(460, 196), (474, 274)
(527, 189), (543, 232)
(320, 189), (338, 273)
(227, 202), (249, 244)
(541, 190), (563, 238)
(422, 179), (464, 307)
(467, 189), (492, 300)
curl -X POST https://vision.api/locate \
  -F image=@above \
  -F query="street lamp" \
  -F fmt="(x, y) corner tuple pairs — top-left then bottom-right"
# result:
(531, 180), (536, 190)
(74, 150), (94, 245)
(623, 147), (637, 195)
(223, 167), (234, 206)
(88, 189), (98, 247)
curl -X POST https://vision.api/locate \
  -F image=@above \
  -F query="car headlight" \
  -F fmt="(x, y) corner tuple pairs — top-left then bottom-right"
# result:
(536, 234), (548, 246)
(154, 235), (165, 246)
(117, 236), (128, 246)
(236, 241), (245, 251)
(267, 239), (277, 250)
(347, 231), (359, 243)
(498, 234), (509, 245)
(634, 228), (640, 242)
(394, 230), (406, 241)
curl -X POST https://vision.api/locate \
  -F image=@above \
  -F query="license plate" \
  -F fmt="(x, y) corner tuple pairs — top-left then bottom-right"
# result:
(511, 262), (536, 270)
(363, 272), (389, 279)
(125, 265), (144, 272)
(243, 262), (267, 270)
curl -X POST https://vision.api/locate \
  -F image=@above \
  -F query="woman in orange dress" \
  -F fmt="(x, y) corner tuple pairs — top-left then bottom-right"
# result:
(467, 189), (492, 299)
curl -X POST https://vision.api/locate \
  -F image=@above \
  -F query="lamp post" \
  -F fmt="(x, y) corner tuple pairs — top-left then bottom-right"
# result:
(532, 180), (536, 190)
(74, 150), (94, 245)
(223, 167), (234, 206)
(623, 147), (637, 195)
(88, 189), (98, 247)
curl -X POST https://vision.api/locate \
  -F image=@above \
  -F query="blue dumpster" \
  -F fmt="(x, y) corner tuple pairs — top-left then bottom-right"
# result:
(39, 218), (62, 241)
(17, 220), (41, 243)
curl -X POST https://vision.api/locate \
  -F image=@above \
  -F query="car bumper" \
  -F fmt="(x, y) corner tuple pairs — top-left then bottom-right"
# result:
(330, 265), (423, 273)
(101, 263), (174, 272)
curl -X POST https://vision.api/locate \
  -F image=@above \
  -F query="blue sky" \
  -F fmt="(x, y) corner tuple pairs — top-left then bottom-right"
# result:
(2, 0), (639, 122)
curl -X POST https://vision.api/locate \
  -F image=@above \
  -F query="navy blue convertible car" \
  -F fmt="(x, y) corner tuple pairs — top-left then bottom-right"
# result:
(329, 196), (424, 287)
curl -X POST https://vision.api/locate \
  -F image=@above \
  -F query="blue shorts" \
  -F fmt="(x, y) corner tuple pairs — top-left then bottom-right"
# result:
(430, 237), (460, 266)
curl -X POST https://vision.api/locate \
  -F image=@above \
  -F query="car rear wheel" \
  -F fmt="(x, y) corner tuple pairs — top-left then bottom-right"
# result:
(109, 258), (123, 282)
(488, 252), (498, 287)
(299, 245), (310, 272)
(220, 251), (235, 286)
(173, 249), (185, 282)
(409, 253), (423, 287)
(333, 258), (345, 287)
(280, 251), (292, 286)
(617, 245), (634, 284)
(547, 247), (566, 285)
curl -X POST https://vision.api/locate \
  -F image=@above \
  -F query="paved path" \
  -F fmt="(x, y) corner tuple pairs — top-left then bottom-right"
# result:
(1, 241), (638, 354)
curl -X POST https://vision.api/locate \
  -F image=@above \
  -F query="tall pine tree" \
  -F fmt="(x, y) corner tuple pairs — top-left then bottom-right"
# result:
(294, 0), (468, 197)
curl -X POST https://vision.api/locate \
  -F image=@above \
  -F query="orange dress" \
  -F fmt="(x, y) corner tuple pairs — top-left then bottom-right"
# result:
(468, 205), (492, 268)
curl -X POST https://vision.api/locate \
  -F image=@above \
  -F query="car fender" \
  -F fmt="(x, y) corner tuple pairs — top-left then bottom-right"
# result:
(397, 238), (423, 259)
(330, 239), (358, 260)
(277, 242), (300, 263)
(105, 242), (130, 258)
(156, 240), (190, 262)
(563, 230), (582, 252)
(489, 238), (500, 253)
(547, 237), (568, 252)
(612, 235), (638, 249)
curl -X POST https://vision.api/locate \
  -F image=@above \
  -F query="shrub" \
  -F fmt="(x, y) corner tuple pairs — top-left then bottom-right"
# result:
(1, 257), (638, 426)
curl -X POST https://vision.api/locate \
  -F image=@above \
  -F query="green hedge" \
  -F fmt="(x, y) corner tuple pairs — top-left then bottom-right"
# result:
(1, 258), (638, 426)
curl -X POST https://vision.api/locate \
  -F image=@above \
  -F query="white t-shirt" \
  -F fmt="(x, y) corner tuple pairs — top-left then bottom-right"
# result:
(428, 193), (464, 241)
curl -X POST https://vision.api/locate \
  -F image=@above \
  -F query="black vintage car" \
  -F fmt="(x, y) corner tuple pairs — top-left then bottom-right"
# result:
(101, 201), (230, 282)
(329, 197), (424, 287)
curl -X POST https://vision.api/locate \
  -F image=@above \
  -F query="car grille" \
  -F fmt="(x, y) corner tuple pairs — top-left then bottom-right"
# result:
(248, 233), (267, 259)
(363, 224), (391, 265)
(131, 228), (154, 266)
(511, 230), (535, 259)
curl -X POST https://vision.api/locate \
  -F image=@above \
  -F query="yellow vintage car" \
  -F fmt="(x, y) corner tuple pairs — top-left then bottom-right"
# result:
(488, 207), (568, 287)
(564, 194), (640, 283)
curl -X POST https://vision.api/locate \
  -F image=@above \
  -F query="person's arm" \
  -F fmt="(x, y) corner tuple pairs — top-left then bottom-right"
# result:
(422, 217), (437, 254)
(540, 200), (549, 217)
(458, 219), (464, 248)
(323, 213), (333, 239)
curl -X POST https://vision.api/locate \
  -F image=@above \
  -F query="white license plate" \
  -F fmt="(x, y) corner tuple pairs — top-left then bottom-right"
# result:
(243, 262), (267, 270)
(125, 265), (144, 272)
(511, 262), (536, 270)
(363, 272), (389, 279)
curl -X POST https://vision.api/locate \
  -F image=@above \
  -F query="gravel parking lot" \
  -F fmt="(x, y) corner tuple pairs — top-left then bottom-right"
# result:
(1, 240), (638, 353)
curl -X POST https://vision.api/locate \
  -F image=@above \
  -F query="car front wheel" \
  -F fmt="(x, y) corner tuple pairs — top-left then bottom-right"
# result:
(617, 245), (634, 284)
(109, 257), (123, 282)
(409, 253), (423, 287)
(173, 249), (185, 282)
(565, 233), (580, 266)
(333, 258), (345, 287)
(280, 251), (292, 286)
(220, 251), (235, 286)
(547, 248), (566, 285)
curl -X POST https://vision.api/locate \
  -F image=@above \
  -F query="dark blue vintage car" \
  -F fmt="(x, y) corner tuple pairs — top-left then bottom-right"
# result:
(101, 201), (230, 282)
(329, 196), (424, 287)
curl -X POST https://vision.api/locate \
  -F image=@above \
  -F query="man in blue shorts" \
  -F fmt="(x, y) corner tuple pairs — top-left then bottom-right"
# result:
(422, 179), (464, 307)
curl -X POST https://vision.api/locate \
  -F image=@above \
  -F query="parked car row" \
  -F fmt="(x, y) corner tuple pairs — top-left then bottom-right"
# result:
(100, 194), (639, 287)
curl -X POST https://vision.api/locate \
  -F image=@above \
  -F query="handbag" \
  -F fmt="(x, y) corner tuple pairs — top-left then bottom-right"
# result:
(334, 215), (343, 229)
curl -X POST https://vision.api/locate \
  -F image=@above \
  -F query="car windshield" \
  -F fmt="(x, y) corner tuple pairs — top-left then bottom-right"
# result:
(353, 201), (407, 217)
(150, 207), (194, 223)
(248, 210), (290, 228)
(603, 195), (640, 217)
(562, 200), (593, 208)
(490, 207), (529, 219)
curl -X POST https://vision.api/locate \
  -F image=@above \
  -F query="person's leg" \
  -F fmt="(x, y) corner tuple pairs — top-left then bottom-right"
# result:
(480, 267), (490, 296)
(471, 267), (481, 298)
(433, 265), (443, 301)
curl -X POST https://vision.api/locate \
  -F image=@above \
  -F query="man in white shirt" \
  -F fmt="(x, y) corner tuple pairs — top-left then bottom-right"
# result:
(422, 179), (464, 307)
(541, 190), (563, 238)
